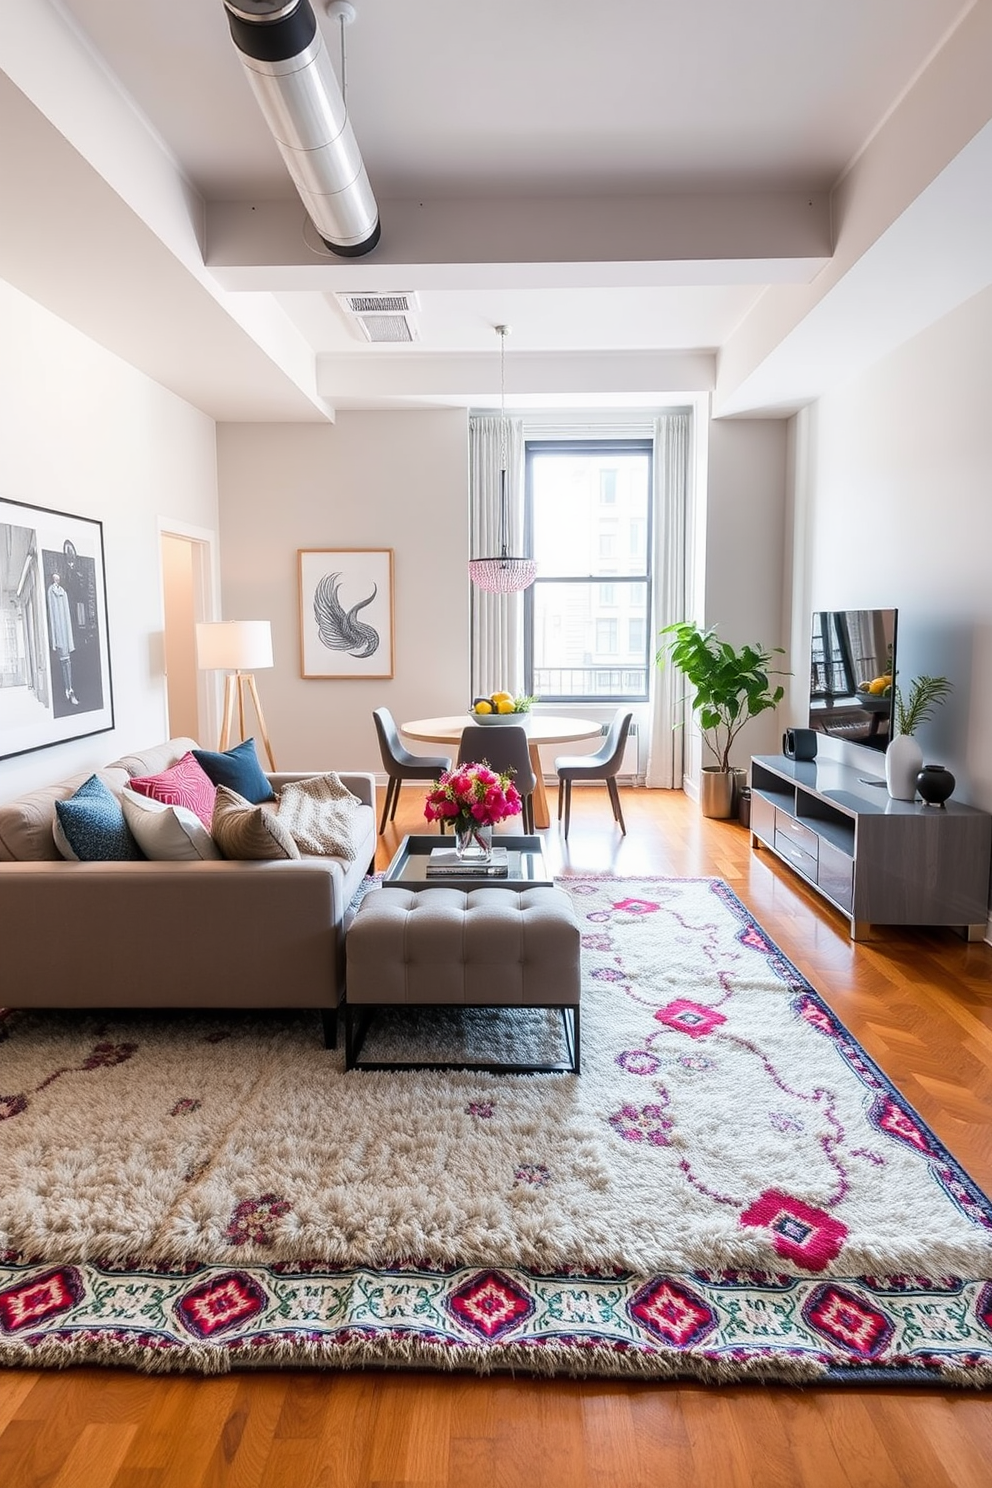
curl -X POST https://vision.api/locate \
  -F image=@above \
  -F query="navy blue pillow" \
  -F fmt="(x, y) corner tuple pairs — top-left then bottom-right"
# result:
(54, 775), (145, 861)
(192, 738), (276, 804)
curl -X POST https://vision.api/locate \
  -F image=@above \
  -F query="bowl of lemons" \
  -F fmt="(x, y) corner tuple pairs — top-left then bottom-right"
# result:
(471, 692), (536, 726)
(856, 674), (893, 702)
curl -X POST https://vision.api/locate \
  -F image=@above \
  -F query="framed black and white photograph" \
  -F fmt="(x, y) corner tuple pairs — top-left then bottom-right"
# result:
(298, 548), (394, 679)
(0, 497), (115, 761)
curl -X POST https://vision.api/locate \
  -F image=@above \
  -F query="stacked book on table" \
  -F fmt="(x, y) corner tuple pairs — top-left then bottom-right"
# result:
(426, 846), (510, 878)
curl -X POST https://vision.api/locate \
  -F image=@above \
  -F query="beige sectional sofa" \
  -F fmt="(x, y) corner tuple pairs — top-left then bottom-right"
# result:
(0, 738), (377, 1047)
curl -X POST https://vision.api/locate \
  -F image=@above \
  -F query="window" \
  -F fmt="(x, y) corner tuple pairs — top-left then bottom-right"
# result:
(596, 617), (618, 653)
(525, 439), (652, 702)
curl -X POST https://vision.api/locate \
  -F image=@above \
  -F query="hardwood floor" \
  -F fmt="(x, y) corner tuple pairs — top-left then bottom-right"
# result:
(2, 783), (991, 1487)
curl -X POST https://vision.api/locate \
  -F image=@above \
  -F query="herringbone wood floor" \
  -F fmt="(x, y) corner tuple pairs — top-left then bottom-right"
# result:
(2, 783), (991, 1487)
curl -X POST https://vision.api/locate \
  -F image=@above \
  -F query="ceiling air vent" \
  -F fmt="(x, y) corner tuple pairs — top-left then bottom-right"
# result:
(333, 291), (421, 343)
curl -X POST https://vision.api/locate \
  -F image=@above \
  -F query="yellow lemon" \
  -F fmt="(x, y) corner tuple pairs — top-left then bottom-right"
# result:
(474, 699), (493, 714)
(496, 699), (515, 714)
(492, 690), (514, 705)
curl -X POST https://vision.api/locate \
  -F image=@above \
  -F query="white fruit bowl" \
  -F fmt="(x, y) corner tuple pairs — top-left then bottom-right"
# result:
(470, 711), (531, 729)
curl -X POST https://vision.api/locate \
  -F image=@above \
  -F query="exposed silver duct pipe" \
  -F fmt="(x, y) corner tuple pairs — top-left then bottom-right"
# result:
(222, 0), (380, 258)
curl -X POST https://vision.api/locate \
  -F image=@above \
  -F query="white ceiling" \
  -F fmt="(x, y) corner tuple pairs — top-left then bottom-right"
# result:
(58, 0), (962, 199)
(1, 0), (989, 419)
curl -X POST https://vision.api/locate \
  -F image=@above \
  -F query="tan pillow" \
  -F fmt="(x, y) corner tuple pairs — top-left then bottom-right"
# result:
(211, 785), (300, 861)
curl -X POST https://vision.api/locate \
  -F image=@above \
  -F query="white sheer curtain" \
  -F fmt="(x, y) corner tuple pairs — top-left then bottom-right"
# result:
(469, 415), (527, 698)
(645, 410), (691, 789)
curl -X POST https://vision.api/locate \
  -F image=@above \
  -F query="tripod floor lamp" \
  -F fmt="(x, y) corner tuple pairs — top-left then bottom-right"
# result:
(196, 620), (277, 771)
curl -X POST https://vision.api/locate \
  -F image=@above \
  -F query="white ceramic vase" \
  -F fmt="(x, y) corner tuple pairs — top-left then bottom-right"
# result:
(885, 732), (924, 801)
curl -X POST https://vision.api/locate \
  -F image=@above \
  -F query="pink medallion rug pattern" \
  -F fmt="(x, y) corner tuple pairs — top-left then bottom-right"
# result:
(0, 876), (990, 1384)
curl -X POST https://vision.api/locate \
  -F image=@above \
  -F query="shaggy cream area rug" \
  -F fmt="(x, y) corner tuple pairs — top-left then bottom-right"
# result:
(1, 876), (991, 1384)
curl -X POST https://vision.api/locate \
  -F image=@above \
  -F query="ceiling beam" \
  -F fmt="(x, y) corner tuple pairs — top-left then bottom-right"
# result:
(0, 1), (334, 421)
(315, 348), (715, 409)
(206, 192), (831, 292)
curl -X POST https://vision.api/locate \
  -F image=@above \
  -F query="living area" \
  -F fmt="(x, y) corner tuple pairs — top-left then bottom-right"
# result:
(2, 0), (992, 1481)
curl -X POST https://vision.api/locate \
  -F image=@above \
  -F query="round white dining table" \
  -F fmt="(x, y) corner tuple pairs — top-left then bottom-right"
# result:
(400, 714), (602, 829)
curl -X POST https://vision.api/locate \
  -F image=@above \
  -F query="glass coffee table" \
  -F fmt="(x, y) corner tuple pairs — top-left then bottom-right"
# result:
(383, 834), (553, 892)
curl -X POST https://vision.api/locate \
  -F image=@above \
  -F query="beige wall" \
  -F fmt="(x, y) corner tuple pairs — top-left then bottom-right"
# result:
(788, 282), (992, 809)
(160, 532), (200, 740)
(216, 411), (469, 774)
(218, 410), (793, 786)
(0, 278), (219, 803)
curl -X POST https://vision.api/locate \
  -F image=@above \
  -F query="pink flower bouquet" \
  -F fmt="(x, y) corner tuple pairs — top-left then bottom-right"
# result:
(424, 761), (522, 838)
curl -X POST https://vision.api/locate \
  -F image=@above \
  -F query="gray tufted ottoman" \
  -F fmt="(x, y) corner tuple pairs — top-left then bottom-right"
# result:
(344, 885), (581, 1073)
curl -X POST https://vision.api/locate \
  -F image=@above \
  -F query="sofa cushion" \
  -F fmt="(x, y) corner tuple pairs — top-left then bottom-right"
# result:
(121, 786), (222, 862)
(106, 737), (200, 779)
(128, 751), (217, 830)
(211, 785), (300, 860)
(192, 737), (276, 805)
(53, 775), (145, 862)
(0, 767), (131, 862)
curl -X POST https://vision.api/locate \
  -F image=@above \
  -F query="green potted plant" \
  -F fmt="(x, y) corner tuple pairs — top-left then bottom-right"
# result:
(657, 622), (787, 818)
(885, 674), (953, 800)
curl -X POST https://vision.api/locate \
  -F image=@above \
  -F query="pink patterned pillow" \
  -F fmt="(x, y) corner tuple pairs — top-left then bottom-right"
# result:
(128, 751), (217, 830)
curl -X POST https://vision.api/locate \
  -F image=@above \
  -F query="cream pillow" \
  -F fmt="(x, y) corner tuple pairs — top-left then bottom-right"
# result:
(211, 785), (300, 861)
(121, 786), (221, 862)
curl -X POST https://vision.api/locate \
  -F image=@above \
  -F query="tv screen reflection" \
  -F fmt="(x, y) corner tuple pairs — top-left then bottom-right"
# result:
(808, 609), (897, 753)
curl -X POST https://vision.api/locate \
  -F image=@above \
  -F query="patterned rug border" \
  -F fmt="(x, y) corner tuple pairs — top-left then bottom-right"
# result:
(2, 874), (991, 1387)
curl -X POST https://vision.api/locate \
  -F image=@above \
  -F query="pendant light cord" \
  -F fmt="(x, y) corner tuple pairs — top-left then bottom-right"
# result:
(467, 323), (535, 592)
(497, 325), (509, 559)
(499, 325), (508, 474)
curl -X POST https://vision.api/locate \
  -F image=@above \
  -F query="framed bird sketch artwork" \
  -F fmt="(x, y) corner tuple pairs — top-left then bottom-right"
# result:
(298, 548), (394, 679)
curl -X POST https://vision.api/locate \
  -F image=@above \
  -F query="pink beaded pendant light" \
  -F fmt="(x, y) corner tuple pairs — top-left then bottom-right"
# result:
(468, 325), (537, 593)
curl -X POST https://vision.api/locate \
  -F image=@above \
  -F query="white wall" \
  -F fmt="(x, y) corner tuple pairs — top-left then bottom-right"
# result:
(688, 416), (789, 781)
(216, 411), (469, 774)
(789, 282), (992, 809)
(0, 278), (219, 803)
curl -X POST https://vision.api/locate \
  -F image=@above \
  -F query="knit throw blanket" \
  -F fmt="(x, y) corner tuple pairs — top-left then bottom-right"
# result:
(275, 773), (363, 860)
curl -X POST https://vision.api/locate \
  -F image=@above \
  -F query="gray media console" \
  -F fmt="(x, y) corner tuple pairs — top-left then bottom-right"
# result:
(750, 753), (992, 941)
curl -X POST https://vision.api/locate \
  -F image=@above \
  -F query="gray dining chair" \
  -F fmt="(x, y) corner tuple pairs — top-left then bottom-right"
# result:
(456, 724), (537, 834)
(372, 707), (452, 834)
(555, 710), (633, 838)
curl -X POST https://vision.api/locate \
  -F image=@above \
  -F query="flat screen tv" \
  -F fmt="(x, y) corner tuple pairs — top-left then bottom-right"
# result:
(808, 609), (898, 753)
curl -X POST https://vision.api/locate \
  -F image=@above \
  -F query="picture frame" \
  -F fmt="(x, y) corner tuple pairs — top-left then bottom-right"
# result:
(0, 497), (115, 761)
(298, 548), (394, 679)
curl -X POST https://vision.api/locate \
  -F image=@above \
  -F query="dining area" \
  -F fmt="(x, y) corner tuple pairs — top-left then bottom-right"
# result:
(372, 704), (634, 839)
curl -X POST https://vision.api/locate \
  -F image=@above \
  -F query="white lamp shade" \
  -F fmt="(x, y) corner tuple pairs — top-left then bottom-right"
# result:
(196, 620), (273, 671)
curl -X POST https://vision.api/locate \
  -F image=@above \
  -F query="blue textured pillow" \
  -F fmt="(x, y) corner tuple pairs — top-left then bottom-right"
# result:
(192, 737), (275, 804)
(53, 775), (145, 862)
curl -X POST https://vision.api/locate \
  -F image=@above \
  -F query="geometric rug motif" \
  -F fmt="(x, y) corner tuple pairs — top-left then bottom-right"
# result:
(1, 876), (990, 1385)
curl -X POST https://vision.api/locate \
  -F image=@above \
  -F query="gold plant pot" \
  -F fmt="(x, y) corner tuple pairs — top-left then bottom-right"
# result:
(699, 767), (735, 819)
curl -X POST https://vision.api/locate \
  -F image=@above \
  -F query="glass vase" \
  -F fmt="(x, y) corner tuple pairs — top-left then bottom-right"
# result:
(454, 821), (493, 861)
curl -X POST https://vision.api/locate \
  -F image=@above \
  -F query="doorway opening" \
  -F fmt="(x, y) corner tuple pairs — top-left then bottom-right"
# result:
(160, 529), (214, 743)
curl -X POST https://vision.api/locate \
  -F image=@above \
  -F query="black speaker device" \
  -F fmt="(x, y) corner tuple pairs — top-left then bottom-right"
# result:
(783, 728), (818, 761)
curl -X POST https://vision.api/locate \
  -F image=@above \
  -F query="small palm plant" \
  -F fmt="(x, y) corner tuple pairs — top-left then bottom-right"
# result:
(895, 675), (953, 737)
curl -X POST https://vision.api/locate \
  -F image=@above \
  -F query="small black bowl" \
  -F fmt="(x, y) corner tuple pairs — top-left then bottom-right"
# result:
(916, 764), (955, 806)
